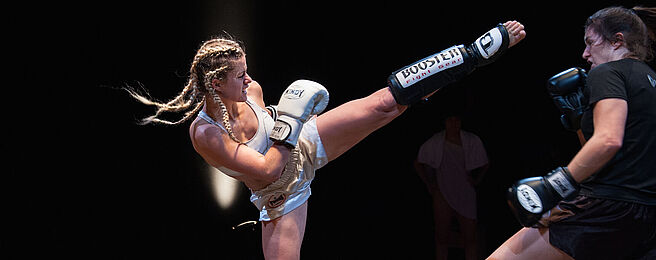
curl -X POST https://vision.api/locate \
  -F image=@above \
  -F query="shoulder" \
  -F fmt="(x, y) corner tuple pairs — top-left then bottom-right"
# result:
(421, 131), (444, 146)
(189, 118), (228, 153)
(589, 61), (619, 78)
(587, 61), (627, 92)
(247, 80), (267, 108)
(430, 131), (446, 141)
(461, 130), (480, 139)
(461, 130), (484, 144)
(588, 59), (641, 80)
(248, 80), (264, 94)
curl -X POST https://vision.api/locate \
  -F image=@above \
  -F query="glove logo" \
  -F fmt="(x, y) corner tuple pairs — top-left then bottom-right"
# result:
(546, 171), (575, 199)
(475, 27), (503, 59)
(270, 121), (292, 141)
(283, 88), (305, 99)
(394, 45), (464, 88)
(478, 32), (494, 55)
(516, 184), (543, 213)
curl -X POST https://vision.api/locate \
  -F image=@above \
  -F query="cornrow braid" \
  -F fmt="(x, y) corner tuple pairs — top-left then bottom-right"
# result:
(201, 64), (241, 143)
(206, 85), (241, 143)
(127, 36), (246, 145)
(193, 42), (245, 144)
(194, 46), (242, 66)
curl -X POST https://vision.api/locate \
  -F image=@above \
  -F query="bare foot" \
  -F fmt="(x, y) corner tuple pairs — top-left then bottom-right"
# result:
(504, 20), (526, 48)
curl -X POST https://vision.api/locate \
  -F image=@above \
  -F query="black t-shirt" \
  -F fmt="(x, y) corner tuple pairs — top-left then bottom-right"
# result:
(580, 58), (656, 205)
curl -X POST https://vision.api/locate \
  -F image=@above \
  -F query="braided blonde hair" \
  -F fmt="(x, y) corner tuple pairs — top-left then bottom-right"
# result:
(126, 36), (245, 143)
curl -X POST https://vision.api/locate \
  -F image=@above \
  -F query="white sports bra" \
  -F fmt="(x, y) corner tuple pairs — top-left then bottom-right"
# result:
(197, 98), (275, 177)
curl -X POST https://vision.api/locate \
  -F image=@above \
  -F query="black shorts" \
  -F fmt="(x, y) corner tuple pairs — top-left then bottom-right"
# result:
(543, 195), (656, 260)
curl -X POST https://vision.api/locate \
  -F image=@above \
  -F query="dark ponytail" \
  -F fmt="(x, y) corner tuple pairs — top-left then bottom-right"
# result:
(632, 6), (656, 66)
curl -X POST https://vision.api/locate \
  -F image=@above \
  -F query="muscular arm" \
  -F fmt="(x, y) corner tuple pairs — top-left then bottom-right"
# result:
(566, 98), (627, 182)
(192, 122), (291, 190)
(192, 80), (291, 190)
(504, 99), (627, 228)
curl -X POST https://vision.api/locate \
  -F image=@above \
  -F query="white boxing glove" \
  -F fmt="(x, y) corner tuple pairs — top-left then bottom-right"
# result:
(269, 80), (329, 147)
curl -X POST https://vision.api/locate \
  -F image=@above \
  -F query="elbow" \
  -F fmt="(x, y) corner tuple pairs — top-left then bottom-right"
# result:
(601, 134), (623, 153)
(264, 170), (283, 184)
(261, 163), (285, 184)
(256, 165), (281, 184)
(608, 138), (622, 151)
(258, 146), (293, 185)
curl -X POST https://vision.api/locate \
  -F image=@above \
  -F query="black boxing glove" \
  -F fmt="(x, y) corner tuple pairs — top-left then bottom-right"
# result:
(387, 23), (510, 105)
(506, 167), (580, 227)
(547, 68), (588, 131)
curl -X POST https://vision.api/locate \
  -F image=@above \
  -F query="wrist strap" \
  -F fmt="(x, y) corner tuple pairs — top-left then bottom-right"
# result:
(271, 139), (296, 149)
(546, 167), (578, 199)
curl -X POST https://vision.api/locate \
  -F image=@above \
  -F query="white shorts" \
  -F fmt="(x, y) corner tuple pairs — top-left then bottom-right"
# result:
(250, 117), (328, 221)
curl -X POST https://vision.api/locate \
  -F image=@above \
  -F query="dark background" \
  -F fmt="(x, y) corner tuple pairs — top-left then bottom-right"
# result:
(5, 1), (648, 259)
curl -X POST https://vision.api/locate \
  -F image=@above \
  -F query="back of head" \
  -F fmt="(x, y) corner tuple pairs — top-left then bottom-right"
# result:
(585, 6), (656, 63)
